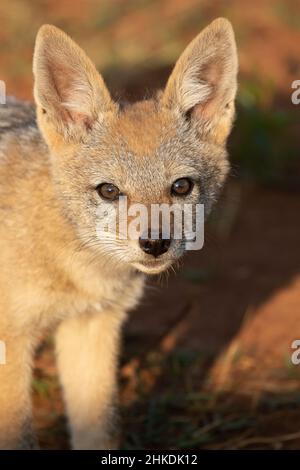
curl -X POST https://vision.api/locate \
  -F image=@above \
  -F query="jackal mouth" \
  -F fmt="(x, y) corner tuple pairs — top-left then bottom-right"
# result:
(132, 258), (174, 274)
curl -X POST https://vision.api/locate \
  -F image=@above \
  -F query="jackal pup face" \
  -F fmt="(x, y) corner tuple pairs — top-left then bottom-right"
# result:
(33, 18), (238, 274)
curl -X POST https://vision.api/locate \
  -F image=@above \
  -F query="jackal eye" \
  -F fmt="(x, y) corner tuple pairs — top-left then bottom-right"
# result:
(96, 183), (120, 201)
(171, 178), (193, 196)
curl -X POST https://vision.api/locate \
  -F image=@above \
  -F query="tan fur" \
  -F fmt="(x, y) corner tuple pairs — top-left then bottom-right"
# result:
(0, 18), (237, 449)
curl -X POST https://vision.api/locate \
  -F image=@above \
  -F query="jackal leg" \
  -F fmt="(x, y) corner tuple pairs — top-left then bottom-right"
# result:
(0, 333), (36, 449)
(55, 310), (125, 450)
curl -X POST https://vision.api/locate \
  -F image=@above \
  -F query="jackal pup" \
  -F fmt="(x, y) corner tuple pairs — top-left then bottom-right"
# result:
(0, 18), (237, 448)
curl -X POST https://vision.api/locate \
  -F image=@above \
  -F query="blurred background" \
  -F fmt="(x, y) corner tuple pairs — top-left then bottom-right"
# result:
(1, 0), (300, 449)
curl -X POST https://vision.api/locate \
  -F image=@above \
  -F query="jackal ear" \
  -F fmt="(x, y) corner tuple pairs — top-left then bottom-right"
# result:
(33, 25), (116, 147)
(162, 18), (238, 145)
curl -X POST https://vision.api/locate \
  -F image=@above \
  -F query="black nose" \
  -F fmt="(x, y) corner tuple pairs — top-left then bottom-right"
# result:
(139, 237), (171, 257)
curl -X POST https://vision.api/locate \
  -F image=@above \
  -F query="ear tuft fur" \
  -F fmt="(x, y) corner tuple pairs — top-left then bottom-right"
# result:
(33, 25), (116, 146)
(163, 18), (238, 145)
